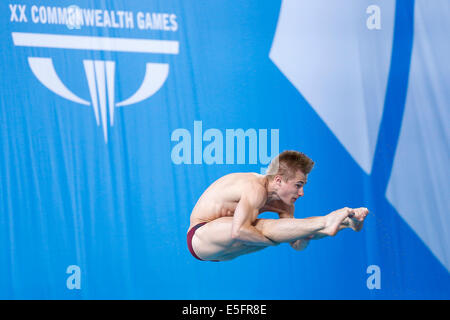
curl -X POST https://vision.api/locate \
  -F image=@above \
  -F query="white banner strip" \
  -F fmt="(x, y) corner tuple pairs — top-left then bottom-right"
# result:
(12, 32), (179, 54)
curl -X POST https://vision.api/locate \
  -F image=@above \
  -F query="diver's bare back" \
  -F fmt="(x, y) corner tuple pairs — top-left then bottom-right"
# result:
(189, 172), (278, 231)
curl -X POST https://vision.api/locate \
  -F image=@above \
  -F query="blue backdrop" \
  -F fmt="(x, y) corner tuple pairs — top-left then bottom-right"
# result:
(1, 0), (449, 299)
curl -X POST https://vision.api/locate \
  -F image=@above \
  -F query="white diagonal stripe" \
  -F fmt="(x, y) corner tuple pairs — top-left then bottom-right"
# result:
(269, 0), (395, 174)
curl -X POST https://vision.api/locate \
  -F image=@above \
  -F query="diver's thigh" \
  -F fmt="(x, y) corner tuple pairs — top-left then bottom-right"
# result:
(193, 217), (270, 260)
(194, 217), (235, 247)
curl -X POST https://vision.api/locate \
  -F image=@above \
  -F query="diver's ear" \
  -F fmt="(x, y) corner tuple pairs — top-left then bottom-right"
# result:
(274, 175), (283, 185)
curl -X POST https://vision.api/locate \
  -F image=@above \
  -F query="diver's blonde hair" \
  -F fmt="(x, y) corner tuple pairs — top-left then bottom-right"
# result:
(266, 150), (314, 181)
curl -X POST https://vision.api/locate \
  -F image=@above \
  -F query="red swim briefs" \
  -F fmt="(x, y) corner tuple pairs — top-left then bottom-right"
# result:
(187, 222), (219, 262)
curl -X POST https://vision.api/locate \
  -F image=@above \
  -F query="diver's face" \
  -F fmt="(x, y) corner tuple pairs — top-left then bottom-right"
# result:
(277, 170), (307, 205)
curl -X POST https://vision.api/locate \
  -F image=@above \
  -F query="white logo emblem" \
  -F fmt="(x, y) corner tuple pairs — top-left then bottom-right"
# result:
(12, 32), (179, 142)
